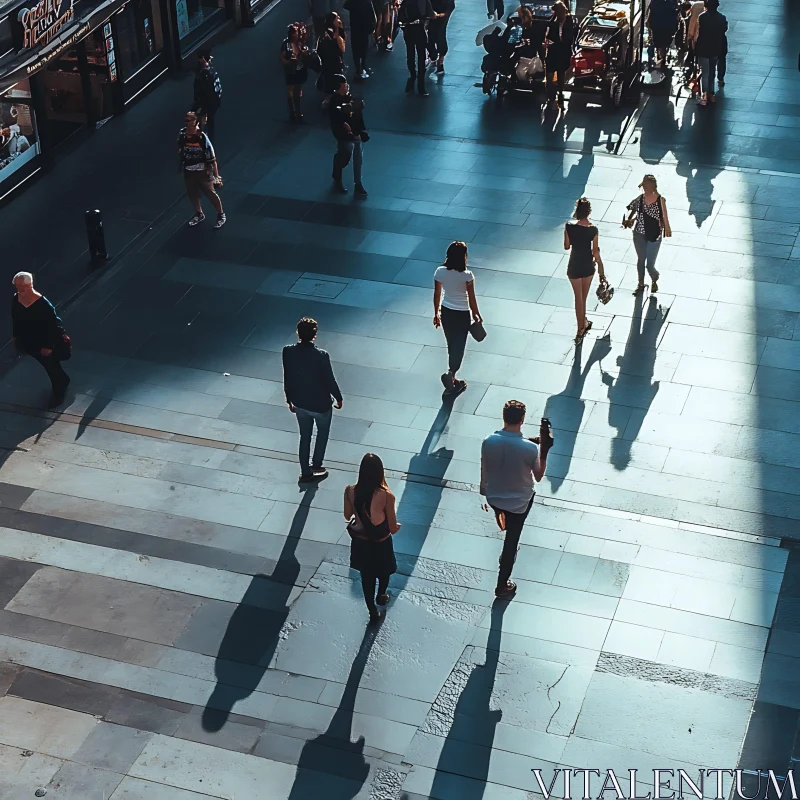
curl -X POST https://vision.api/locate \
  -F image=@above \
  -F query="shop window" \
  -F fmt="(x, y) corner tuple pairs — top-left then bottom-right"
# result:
(175, 0), (224, 52)
(115, 0), (163, 78)
(0, 83), (39, 182)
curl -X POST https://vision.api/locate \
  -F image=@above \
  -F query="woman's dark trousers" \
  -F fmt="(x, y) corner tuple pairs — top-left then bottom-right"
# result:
(440, 306), (471, 373)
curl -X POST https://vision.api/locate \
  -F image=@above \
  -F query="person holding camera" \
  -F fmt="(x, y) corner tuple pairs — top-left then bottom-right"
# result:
(329, 75), (369, 196)
(480, 400), (552, 598)
(317, 11), (347, 108)
(280, 23), (309, 121)
(623, 174), (672, 295)
(178, 111), (225, 229)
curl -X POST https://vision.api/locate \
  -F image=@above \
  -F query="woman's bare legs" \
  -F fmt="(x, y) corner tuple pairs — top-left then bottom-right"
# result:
(570, 275), (594, 336)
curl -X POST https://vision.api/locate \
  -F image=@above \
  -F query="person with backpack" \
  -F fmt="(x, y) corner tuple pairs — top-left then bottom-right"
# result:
(622, 174), (672, 295)
(178, 111), (226, 229)
(192, 48), (222, 142)
(399, 0), (437, 95)
(647, 0), (679, 68)
(692, 0), (728, 105)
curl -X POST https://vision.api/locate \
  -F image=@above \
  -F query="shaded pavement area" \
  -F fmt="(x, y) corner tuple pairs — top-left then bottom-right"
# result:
(1, 0), (800, 795)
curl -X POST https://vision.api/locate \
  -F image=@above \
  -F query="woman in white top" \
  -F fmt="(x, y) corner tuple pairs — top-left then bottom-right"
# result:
(432, 241), (482, 396)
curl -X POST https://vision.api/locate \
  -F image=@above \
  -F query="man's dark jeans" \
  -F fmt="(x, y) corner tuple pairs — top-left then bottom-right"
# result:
(491, 495), (534, 587)
(404, 25), (428, 92)
(295, 407), (332, 476)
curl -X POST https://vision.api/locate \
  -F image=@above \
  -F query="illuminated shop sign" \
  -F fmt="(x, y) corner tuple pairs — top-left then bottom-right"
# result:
(17, 0), (75, 49)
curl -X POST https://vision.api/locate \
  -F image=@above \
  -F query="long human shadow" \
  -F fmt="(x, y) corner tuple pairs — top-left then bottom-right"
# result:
(287, 625), (379, 799)
(543, 333), (612, 493)
(202, 484), (317, 732)
(428, 599), (508, 800)
(604, 294), (667, 471)
(392, 399), (455, 595)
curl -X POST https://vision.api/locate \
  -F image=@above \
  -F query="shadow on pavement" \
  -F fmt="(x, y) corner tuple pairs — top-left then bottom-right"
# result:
(604, 294), (666, 471)
(287, 624), (379, 798)
(429, 599), (508, 800)
(393, 399), (454, 595)
(201, 484), (317, 732)
(544, 333), (612, 493)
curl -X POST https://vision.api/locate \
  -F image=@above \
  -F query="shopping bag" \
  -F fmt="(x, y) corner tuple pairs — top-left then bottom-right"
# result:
(516, 57), (534, 81)
(476, 17), (505, 46)
(530, 55), (544, 74)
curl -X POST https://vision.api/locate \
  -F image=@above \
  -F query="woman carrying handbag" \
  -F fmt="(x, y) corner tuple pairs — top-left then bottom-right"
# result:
(622, 174), (672, 295)
(433, 241), (484, 398)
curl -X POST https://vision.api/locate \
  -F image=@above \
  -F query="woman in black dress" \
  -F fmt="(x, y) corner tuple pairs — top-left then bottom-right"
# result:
(345, 0), (377, 80)
(11, 271), (71, 406)
(544, 1), (576, 105)
(280, 23), (309, 121)
(344, 453), (401, 622)
(564, 197), (605, 343)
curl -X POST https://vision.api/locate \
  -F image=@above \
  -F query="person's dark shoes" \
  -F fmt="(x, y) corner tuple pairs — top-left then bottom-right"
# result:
(213, 213), (226, 229)
(441, 372), (455, 392)
(376, 591), (390, 606)
(406, 77), (415, 93)
(355, 183), (368, 197)
(188, 212), (205, 227)
(495, 580), (517, 598)
(718, 79), (725, 87)
(299, 472), (317, 483)
(333, 179), (348, 194)
(311, 467), (329, 480)
(453, 379), (467, 395)
(418, 88), (430, 96)
(368, 607), (385, 624)
(436, 63), (445, 74)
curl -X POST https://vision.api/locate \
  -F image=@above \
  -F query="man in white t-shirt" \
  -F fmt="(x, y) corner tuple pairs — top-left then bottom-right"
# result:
(432, 241), (482, 396)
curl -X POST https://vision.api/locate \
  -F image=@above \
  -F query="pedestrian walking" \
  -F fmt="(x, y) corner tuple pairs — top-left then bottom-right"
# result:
(281, 23), (309, 121)
(426, 0), (454, 73)
(375, 0), (396, 50)
(344, 453), (401, 623)
(480, 401), (552, 598)
(433, 241), (482, 397)
(647, 0), (680, 68)
(11, 272), (71, 408)
(282, 317), (343, 482)
(345, 0), (377, 79)
(564, 197), (606, 343)
(317, 11), (347, 108)
(623, 174), (672, 295)
(544, 1), (576, 106)
(399, 0), (436, 95)
(191, 48), (222, 142)
(178, 111), (226, 229)
(330, 75), (369, 195)
(692, 0), (727, 105)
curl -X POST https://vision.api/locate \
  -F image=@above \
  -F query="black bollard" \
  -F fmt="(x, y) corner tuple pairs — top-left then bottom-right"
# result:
(85, 209), (109, 266)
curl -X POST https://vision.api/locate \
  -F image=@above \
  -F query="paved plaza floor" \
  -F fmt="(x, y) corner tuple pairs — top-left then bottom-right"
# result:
(1, 0), (800, 797)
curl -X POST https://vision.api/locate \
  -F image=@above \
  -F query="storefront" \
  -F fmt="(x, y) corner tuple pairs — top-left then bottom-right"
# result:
(0, 0), (232, 197)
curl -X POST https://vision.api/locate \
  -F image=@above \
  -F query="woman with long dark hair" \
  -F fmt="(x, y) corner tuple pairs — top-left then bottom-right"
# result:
(564, 197), (605, 343)
(280, 23), (309, 121)
(544, 1), (576, 106)
(433, 241), (482, 397)
(344, 453), (401, 622)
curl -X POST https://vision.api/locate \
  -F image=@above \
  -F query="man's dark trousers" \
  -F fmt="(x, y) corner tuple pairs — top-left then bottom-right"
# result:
(404, 25), (428, 92)
(296, 407), (333, 477)
(491, 495), (534, 587)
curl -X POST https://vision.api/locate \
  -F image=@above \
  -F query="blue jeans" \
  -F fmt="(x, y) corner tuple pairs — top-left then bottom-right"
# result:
(632, 231), (662, 284)
(699, 56), (719, 96)
(295, 407), (332, 476)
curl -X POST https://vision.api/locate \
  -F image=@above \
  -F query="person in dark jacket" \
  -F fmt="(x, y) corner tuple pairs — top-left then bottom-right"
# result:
(280, 22), (309, 121)
(329, 75), (369, 196)
(11, 272), (70, 407)
(399, 0), (437, 95)
(192, 48), (221, 142)
(544, 2), (576, 105)
(283, 317), (344, 482)
(346, 0), (377, 79)
(427, 0), (455, 73)
(693, 0), (727, 105)
(647, 0), (679, 68)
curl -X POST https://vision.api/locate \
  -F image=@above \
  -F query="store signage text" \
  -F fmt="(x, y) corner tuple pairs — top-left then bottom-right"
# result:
(25, 22), (88, 74)
(18, 0), (75, 49)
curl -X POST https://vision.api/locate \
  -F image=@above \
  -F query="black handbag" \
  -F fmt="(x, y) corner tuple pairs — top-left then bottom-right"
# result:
(469, 320), (487, 341)
(304, 50), (322, 72)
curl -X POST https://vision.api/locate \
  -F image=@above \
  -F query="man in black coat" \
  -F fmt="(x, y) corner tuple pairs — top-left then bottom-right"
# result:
(399, 0), (437, 95)
(192, 48), (222, 142)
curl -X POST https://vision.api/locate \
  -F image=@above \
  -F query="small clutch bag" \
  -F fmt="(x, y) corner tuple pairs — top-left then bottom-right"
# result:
(469, 320), (487, 341)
